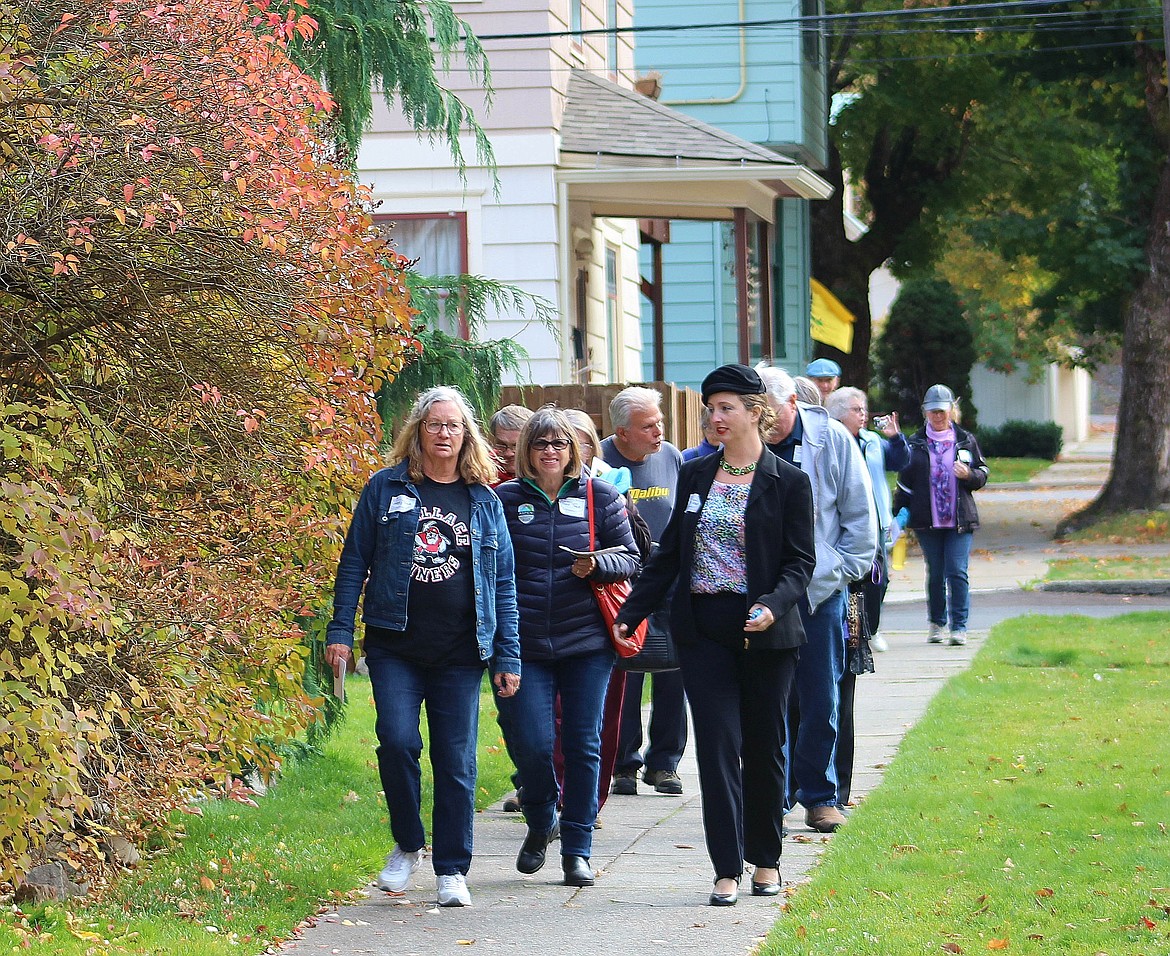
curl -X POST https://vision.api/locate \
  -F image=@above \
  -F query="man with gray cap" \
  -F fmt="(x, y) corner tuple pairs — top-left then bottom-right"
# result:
(757, 364), (876, 833)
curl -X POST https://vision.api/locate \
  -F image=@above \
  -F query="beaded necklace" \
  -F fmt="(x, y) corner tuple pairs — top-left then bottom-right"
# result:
(719, 459), (756, 477)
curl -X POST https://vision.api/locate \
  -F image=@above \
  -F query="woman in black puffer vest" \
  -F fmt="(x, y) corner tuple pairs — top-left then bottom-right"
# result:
(495, 407), (639, 889)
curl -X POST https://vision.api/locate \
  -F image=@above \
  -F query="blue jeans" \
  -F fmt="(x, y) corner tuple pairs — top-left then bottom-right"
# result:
(499, 649), (614, 858)
(364, 646), (484, 876)
(787, 590), (846, 809)
(916, 529), (974, 631)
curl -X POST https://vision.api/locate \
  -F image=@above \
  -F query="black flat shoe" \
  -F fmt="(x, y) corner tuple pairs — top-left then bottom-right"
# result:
(751, 880), (782, 897)
(561, 855), (594, 887)
(709, 885), (738, 906)
(516, 821), (559, 874)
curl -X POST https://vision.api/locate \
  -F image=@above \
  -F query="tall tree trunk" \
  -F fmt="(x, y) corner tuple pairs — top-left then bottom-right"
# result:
(810, 142), (881, 389)
(1063, 155), (1170, 528)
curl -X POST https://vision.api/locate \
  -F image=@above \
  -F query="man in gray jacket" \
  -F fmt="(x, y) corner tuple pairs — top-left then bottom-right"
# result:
(758, 365), (876, 833)
(601, 386), (688, 796)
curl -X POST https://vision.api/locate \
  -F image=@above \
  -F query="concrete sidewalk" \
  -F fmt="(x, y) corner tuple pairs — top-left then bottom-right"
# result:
(281, 421), (1166, 956)
(279, 633), (978, 956)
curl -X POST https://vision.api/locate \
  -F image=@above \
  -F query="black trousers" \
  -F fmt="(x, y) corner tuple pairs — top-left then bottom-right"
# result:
(835, 668), (856, 807)
(680, 594), (799, 881)
(614, 667), (688, 774)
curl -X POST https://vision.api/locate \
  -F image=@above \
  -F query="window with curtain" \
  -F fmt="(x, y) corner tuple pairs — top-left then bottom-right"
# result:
(375, 212), (468, 338)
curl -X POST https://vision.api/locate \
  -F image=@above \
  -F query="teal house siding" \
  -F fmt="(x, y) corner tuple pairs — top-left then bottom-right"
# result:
(639, 222), (729, 387)
(635, 0), (826, 168)
(773, 198), (813, 366)
(634, 0), (828, 386)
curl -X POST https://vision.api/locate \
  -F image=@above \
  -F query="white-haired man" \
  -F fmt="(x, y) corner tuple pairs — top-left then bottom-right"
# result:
(757, 365), (876, 833)
(601, 386), (687, 796)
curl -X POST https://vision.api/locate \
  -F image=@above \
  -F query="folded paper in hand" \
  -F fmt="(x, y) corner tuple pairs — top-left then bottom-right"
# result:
(558, 545), (627, 558)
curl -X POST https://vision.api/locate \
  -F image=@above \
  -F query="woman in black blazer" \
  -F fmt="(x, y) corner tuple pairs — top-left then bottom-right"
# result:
(614, 364), (815, 907)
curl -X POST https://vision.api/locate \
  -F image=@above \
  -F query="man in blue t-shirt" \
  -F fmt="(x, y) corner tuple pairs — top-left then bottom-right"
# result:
(601, 387), (687, 796)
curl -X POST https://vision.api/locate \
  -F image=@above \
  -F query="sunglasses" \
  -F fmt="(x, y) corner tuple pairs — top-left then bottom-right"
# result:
(531, 438), (571, 451)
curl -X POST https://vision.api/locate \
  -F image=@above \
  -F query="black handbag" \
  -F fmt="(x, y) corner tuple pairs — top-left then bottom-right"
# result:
(615, 603), (679, 673)
(846, 586), (875, 676)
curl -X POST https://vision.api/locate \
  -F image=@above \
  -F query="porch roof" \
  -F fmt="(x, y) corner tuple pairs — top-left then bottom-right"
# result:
(558, 70), (833, 220)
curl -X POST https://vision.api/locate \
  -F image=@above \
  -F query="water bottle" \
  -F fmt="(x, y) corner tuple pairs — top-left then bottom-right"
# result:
(890, 508), (910, 570)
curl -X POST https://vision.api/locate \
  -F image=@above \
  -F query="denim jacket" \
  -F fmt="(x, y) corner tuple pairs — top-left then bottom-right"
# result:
(326, 462), (521, 677)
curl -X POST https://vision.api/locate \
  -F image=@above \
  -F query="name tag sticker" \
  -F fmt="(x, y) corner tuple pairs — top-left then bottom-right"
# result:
(792, 445), (803, 465)
(560, 497), (586, 518)
(685, 493), (702, 513)
(388, 495), (417, 514)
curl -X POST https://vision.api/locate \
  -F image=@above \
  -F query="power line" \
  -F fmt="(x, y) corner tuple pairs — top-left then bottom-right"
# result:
(448, 36), (1161, 76)
(472, 0), (1163, 43)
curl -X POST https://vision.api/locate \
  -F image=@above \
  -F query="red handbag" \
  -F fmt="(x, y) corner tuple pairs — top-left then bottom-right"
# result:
(585, 479), (647, 658)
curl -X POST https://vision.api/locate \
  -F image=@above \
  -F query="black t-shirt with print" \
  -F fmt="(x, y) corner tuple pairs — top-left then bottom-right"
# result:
(366, 477), (481, 668)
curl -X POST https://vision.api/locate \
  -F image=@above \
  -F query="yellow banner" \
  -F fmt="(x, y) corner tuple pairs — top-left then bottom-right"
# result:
(810, 278), (855, 354)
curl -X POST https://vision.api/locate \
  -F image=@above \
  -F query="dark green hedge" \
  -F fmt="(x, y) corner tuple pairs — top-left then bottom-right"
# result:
(977, 419), (1063, 460)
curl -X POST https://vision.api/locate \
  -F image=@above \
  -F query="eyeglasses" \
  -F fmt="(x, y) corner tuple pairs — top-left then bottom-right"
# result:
(492, 441), (518, 453)
(531, 438), (571, 451)
(423, 420), (465, 435)
(847, 406), (867, 414)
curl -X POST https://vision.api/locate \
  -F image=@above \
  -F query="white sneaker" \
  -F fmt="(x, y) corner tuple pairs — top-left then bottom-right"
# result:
(927, 623), (944, 643)
(377, 846), (420, 892)
(437, 873), (471, 907)
(870, 631), (889, 652)
(949, 629), (968, 646)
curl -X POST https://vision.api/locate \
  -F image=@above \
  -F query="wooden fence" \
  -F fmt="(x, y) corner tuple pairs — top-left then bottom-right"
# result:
(496, 382), (704, 451)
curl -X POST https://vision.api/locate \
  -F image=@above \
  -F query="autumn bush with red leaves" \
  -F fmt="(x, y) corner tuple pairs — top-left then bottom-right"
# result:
(0, 0), (413, 887)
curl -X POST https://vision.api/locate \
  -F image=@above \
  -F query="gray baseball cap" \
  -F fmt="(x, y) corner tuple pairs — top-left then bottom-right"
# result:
(921, 384), (956, 411)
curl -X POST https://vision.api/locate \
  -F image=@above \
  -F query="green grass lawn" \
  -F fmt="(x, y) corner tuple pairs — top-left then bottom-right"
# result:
(1045, 555), (1170, 581)
(762, 613), (1170, 956)
(1065, 510), (1170, 545)
(985, 457), (1049, 484)
(1, 675), (515, 955)
(887, 458), (1049, 496)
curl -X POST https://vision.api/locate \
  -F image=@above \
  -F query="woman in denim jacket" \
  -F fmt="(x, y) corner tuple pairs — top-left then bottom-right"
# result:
(325, 386), (521, 908)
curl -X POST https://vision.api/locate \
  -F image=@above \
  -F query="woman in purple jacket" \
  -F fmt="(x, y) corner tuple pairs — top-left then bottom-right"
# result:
(495, 407), (640, 889)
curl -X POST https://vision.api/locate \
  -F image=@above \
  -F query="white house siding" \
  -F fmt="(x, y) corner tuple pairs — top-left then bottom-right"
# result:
(970, 364), (1090, 444)
(358, 127), (564, 384)
(574, 217), (644, 383)
(356, 0), (645, 385)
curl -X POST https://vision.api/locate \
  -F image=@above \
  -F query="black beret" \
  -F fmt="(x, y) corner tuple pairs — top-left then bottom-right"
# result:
(700, 363), (766, 404)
